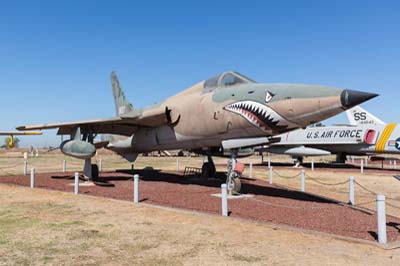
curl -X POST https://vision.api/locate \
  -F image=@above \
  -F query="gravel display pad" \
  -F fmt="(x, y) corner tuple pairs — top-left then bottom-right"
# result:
(1, 169), (400, 243)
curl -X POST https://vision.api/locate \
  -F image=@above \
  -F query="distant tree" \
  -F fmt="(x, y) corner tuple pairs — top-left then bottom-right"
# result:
(4, 137), (20, 148)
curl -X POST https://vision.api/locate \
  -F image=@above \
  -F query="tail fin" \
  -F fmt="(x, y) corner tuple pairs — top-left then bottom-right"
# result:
(346, 106), (386, 126)
(111, 71), (134, 116)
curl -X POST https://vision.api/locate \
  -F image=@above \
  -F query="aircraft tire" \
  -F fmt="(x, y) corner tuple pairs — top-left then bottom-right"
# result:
(91, 164), (99, 181)
(201, 162), (216, 178)
(233, 177), (241, 194)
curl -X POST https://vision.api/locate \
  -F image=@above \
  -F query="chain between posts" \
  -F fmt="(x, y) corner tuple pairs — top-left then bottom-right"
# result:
(353, 180), (378, 196)
(246, 197), (330, 210)
(272, 169), (301, 179)
(0, 167), (18, 176)
(0, 162), (24, 169)
(305, 173), (349, 186)
(386, 201), (400, 210)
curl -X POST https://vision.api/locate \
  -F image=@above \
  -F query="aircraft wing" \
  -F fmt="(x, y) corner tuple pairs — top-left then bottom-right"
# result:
(0, 131), (42, 136)
(17, 108), (168, 136)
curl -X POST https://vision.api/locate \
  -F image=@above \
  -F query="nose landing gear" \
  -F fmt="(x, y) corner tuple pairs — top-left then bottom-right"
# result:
(226, 149), (242, 194)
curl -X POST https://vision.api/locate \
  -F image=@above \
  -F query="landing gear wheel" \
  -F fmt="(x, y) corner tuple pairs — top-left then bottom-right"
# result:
(91, 164), (99, 181)
(202, 162), (216, 178)
(227, 176), (242, 194)
(233, 177), (241, 194)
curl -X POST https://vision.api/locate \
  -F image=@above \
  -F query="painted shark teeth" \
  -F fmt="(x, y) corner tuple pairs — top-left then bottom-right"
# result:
(224, 100), (297, 132)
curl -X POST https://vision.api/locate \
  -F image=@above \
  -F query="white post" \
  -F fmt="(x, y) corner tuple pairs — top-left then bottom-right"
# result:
(376, 195), (387, 244)
(99, 159), (102, 172)
(360, 159), (364, 174)
(74, 172), (79, 194)
(176, 158), (179, 172)
(30, 168), (35, 189)
(301, 170), (305, 192)
(221, 183), (228, 217)
(249, 162), (253, 178)
(349, 176), (355, 206)
(351, 156), (354, 164)
(133, 174), (139, 204)
(269, 166), (273, 184)
(390, 160), (392, 166)
(311, 159), (314, 171)
(267, 154), (271, 168)
(394, 160), (397, 170)
(63, 160), (67, 173)
(365, 158), (368, 167)
(23, 160), (27, 176)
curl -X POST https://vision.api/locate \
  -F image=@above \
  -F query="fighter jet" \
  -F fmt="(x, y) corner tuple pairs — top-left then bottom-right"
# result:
(264, 106), (400, 165)
(0, 131), (42, 148)
(17, 71), (377, 192)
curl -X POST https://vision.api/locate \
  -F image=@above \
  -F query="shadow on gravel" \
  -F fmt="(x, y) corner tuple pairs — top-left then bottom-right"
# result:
(116, 169), (337, 204)
(368, 231), (378, 241)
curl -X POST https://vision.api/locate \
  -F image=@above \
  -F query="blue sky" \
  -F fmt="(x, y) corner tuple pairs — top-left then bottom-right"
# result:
(1, 0), (399, 147)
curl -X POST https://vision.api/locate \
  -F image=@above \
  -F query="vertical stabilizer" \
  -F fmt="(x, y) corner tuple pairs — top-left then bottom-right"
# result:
(346, 106), (386, 126)
(111, 71), (134, 116)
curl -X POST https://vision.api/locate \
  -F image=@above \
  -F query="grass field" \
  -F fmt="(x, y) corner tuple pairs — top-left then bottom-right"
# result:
(1, 185), (400, 266)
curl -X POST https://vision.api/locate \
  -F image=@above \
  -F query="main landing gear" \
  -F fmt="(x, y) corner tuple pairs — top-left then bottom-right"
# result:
(293, 156), (304, 167)
(83, 158), (99, 181)
(200, 150), (242, 194)
(201, 155), (216, 178)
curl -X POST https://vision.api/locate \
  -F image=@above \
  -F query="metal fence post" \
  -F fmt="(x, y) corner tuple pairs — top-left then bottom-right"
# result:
(249, 162), (253, 178)
(30, 168), (35, 189)
(63, 160), (67, 173)
(269, 166), (273, 185)
(23, 160), (27, 176)
(99, 159), (102, 172)
(267, 154), (271, 168)
(349, 176), (355, 206)
(221, 183), (228, 217)
(376, 195), (387, 244)
(134, 174), (139, 204)
(176, 158), (180, 172)
(311, 159), (314, 171)
(301, 170), (305, 192)
(365, 158), (368, 167)
(360, 159), (364, 174)
(74, 172), (79, 194)
(351, 156), (354, 164)
(395, 160), (397, 170)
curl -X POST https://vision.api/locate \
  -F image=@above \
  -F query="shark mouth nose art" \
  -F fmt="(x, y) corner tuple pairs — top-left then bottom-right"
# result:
(224, 100), (297, 132)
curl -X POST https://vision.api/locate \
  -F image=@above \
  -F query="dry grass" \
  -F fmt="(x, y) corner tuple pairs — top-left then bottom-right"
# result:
(1, 151), (400, 265)
(0, 185), (400, 266)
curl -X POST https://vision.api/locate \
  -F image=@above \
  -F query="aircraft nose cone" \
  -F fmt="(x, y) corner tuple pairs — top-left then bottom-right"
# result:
(340, 89), (379, 109)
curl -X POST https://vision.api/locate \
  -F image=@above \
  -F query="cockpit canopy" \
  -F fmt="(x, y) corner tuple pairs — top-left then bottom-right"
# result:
(204, 71), (255, 89)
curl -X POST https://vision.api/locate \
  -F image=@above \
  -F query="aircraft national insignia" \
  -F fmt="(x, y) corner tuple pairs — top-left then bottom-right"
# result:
(396, 138), (400, 150)
(265, 91), (274, 103)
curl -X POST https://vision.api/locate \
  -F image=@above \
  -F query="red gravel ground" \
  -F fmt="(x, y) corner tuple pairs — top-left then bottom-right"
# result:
(1, 169), (400, 243)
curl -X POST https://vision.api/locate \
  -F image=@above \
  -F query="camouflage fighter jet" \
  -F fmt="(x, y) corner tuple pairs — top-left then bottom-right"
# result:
(17, 71), (377, 192)
(264, 106), (400, 165)
(0, 131), (42, 148)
